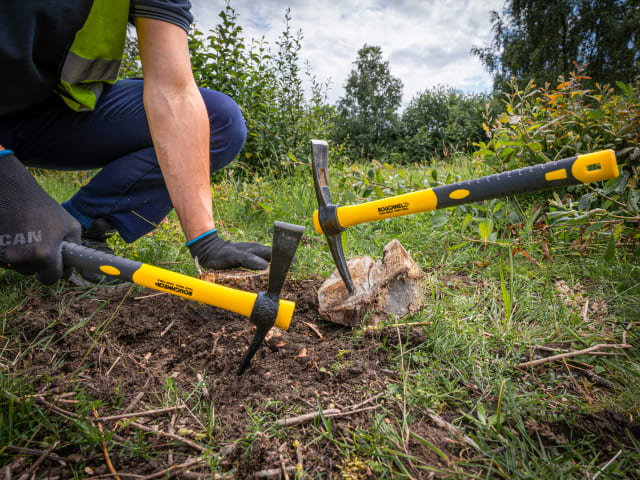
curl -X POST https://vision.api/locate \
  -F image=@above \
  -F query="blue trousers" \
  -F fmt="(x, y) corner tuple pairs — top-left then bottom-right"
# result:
(0, 79), (246, 242)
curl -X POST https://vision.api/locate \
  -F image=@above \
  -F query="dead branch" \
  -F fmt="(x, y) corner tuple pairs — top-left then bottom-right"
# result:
(255, 467), (297, 479)
(160, 320), (176, 337)
(96, 405), (185, 422)
(4, 445), (67, 464)
(276, 409), (341, 427)
(137, 458), (204, 480)
(425, 408), (481, 452)
(518, 344), (632, 369)
(17, 441), (59, 480)
(128, 421), (206, 453)
(348, 392), (384, 411)
(94, 408), (121, 480)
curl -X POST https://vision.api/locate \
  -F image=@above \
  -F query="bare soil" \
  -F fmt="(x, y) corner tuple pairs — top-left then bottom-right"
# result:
(6, 275), (638, 478)
(7, 277), (451, 478)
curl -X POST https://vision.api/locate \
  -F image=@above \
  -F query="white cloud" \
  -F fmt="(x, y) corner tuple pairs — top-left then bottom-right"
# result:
(189, 0), (504, 104)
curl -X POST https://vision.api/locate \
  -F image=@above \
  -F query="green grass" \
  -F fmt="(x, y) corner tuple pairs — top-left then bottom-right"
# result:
(1, 156), (639, 478)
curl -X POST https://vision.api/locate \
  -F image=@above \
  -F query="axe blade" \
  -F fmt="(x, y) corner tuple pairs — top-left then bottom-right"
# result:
(311, 139), (355, 294)
(268, 221), (305, 296)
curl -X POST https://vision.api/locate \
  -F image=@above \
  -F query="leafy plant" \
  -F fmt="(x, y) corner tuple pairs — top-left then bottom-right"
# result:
(474, 64), (640, 256)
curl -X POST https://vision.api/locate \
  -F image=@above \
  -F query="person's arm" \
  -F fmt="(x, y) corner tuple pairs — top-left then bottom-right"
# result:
(134, 17), (212, 241)
(134, 18), (271, 270)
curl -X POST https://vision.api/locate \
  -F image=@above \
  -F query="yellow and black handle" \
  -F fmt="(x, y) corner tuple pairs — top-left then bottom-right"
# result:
(61, 241), (295, 330)
(313, 150), (619, 234)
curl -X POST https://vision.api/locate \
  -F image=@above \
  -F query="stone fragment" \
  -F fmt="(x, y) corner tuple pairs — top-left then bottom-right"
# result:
(318, 239), (423, 326)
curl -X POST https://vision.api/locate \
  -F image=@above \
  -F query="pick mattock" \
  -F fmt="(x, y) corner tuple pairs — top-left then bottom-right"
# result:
(311, 139), (619, 293)
(61, 221), (305, 375)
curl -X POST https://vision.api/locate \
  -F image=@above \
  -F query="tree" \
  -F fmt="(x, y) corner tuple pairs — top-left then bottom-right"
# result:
(472, 0), (640, 89)
(333, 45), (403, 158)
(401, 86), (489, 162)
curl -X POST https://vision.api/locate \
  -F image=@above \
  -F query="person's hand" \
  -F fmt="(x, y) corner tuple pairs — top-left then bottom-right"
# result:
(187, 229), (271, 270)
(0, 151), (81, 284)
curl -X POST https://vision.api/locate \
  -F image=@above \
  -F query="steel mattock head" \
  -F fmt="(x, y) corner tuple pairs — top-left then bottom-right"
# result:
(238, 221), (305, 376)
(311, 139), (355, 294)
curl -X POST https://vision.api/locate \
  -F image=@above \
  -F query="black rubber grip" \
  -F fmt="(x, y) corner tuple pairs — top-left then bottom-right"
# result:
(61, 241), (142, 282)
(434, 155), (580, 209)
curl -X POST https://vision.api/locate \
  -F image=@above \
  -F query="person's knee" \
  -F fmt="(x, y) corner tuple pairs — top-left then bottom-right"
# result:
(200, 89), (247, 171)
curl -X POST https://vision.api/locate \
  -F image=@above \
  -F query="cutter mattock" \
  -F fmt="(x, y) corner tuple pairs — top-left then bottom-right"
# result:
(61, 221), (305, 376)
(311, 139), (619, 293)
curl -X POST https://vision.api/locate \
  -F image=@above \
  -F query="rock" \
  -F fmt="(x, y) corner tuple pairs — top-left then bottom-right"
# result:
(318, 239), (423, 326)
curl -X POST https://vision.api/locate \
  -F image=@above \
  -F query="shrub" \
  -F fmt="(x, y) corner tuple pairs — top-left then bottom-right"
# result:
(474, 64), (640, 256)
(401, 86), (490, 163)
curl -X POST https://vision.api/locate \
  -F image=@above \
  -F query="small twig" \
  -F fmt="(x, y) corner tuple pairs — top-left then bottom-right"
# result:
(276, 409), (341, 427)
(295, 440), (304, 475)
(114, 392), (145, 432)
(168, 413), (176, 465)
(94, 408), (121, 480)
(280, 454), (290, 480)
(364, 321), (432, 331)
(123, 392), (145, 414)
(255, 467), (297, 479)
(137, 458), (203, 480)
(17, 441), (59, 480)
(4, 445), (67, 464)
(347, 392), (384, 411)
(302, 321), (323, 339)
(276, 406), (379, 427)
(582, 298), (590, 322)
(425, 408), (481, 452)
(134, 292), (167, 300)
(34, 396), (80, 419)
(96, 405), (185, 422)
(592, 450), (622, 480)
(106, 356), (121, 376)
(128, 421), (205, 453)
(160, 320), (176, 337)
(518, 344), (632, 369)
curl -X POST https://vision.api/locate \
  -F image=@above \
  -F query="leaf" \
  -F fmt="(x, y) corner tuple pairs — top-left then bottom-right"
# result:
(578, 193), (593, 211)
(461, 213), (473, 231)
(477, 403), (487, 425)
(616, 81), (631, 96)
(586, 109), (605, 120)
(478, 219), (494, 242)
(500, 267), (512, 321)
(528, 142), (543, 152)
(431, 212), (450, 227)
(604, 233), (616, 261)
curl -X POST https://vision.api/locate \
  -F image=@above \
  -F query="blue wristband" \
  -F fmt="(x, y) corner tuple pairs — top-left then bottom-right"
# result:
(185, 228), (217, 246)
(0, 149), (14, 159)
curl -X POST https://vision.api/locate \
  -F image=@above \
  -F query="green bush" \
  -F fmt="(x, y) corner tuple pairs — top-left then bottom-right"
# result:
(401, 86), (490, 163)
(474, 64), (640, 256)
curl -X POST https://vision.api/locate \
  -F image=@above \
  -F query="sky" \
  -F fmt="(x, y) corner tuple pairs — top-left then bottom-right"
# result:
(189, 0), (505, 105)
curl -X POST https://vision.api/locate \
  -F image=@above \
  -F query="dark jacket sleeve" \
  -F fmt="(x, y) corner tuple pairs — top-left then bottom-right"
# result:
(130, 0), (193, 32)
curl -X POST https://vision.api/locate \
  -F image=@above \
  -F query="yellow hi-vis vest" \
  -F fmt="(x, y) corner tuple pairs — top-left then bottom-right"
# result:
(57, 0), (130, 112)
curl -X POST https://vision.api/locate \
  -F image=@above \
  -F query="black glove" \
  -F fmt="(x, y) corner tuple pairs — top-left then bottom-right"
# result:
(187, 229), (271, 270)
(0, 151), (81, 284)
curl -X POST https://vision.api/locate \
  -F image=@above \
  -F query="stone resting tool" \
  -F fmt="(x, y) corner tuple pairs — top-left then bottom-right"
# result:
(61, 221), (305, 375)
(311, 139), (619, 293)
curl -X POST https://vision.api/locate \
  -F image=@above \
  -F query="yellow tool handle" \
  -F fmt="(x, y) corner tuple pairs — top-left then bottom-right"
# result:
(313, 150), (618, 233)
(61, 242), (294, 330)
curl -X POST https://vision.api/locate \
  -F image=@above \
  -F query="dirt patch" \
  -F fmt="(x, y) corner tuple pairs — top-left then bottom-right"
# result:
(7, 277), (451, 478)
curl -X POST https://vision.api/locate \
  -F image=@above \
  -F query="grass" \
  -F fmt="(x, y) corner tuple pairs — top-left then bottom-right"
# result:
(1, 154), (639, 478)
